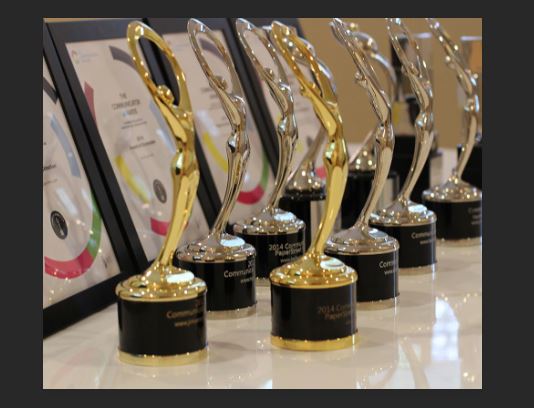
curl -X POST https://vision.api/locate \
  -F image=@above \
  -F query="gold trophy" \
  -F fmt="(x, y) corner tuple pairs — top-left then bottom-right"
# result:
(370, 18), (437, 274)
(268, 21), (357, 351)
(232, 23), (306, 284)
(325, 18), (399, 308)
(174, 19), (256, 319)
(422, 18), (482, 244)
(115, 22), (207, 366)
(338, 23), (400, 229)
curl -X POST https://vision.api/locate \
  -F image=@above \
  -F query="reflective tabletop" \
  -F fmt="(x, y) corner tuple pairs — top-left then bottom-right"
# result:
(43, 148), (482, 389)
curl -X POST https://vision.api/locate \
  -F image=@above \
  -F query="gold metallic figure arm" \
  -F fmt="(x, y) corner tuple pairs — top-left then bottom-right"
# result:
(387, 18), (434, 203)
(271, 21), (349, 258)
(127, 21), (199, 282)
(331, 18), (394, 226)
(426, 18), (480, 180)
(188, 19), (250, 238)
(235, 18), (297, 210)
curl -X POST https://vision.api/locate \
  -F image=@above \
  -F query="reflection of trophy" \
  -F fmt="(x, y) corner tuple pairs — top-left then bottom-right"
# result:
(370, 18), (437, 274)
(458, 35), (482, 190)
(232, 24), (306, 283)
(325, 18), (399, 308)
(262, 24), (327, 250)
(338, 23), (400, 229)
(269, 21), (357, 351)
(116, 22), (207, 366)
(390, 31), (442, 200)
(174, 19), (256, 319)
(422, 19), (482, 244)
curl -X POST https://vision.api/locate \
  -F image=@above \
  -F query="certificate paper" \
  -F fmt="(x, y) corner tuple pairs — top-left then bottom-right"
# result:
(43, 58), (120, 308)
(163, 31), (275, 224)
(65, 38), (209, 260)
(249, 37), (327, 180)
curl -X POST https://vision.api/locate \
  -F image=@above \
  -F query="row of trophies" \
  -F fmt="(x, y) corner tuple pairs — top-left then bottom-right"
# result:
(115, 17), (482, 366)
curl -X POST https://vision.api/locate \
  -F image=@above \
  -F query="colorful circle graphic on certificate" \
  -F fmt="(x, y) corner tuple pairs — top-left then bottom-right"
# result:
(82, 46), (172, 236)
(43, 77), (103, 279)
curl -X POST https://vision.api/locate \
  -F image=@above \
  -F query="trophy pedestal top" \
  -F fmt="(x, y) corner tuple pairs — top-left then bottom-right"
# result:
(371, 198), (436, 226)
(422, 177), (482, 203)
(233, 207), (305, 235)
(176, 233), (255, 263)
(326, 224), (399, 255)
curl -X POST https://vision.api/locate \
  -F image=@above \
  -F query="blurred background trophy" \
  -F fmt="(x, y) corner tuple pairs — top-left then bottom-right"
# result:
(233, 21), (306, 283)
(458, 35), (482, 190)
(269, 21), (357, 351)
(175, 19), (257, 319)
(325, 18), (399, 308)
(116, 21), (207, 366)
(370, 18), (437, 274)
(339, 24), (400, 230)
(422, 18), (482, 244)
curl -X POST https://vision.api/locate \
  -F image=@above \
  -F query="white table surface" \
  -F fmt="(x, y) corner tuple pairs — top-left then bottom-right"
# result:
(43, 148), (482, 389)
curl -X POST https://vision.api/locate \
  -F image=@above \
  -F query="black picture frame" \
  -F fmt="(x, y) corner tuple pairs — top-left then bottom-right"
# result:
(145, 18), (279, 219)
(48, 19), (217, 272)
(227, 18), (306, 163)
(43, 24), (137, 337)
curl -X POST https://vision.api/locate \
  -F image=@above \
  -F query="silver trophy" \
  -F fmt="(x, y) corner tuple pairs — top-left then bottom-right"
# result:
(422, 18), (482, 245)
(370, 18), (437, 274)
(325, 18), (399, 308)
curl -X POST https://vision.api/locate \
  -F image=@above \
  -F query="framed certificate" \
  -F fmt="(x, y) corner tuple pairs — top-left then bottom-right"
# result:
(146, 18), (278, 225)
(43, 25), (136, 336)
(48, 19), (215, 271)
(229, 18), (327, 181)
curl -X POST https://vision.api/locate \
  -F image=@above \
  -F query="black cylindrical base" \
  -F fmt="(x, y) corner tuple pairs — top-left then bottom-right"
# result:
(271, 283), (357, 341)
(177, 257), (256, 312)
(458, 141), (482, 190)
(422, 199), (482, 240)
(279, 189), (325, 250)
(236, 230), (305, 279)
(325, 250), (399, 303)
(117, 293), (207, 357)
(340, 170), (399, 229)
(369, 222), (436, 269)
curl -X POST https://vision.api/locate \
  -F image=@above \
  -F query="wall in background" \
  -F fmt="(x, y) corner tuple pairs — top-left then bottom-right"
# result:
(300, 18), (482, 148)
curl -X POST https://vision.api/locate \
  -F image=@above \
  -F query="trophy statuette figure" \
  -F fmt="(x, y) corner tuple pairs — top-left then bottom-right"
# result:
(232, 21), (306, 283)
(175, 18), (257, 319)
(422, 18), (482, 244)
(370, 18), (437, 274)
(115, 21), (207, 366)
(325, 18), (399, 309)
(269, 20), (357, 351)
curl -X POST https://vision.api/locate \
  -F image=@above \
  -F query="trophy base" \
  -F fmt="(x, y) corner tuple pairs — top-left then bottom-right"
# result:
(207, 304), (256, 320)
(370, 201), (437, 270)
(437, 236), (482, 247)
(271, 333), (359, 351)
(279, 188), (325, 250)
(358, 297), (397, 310)
(118, 347), (207, 367)
(400, 263), (436, 275)
(325, 225), (399, 304)
(422, 179), (482, 241)
(270, 253), (358, 351)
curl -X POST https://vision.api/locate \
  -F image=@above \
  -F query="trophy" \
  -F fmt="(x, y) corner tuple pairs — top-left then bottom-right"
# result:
(338, 24), (400, 229)
(390, 31), (442, 201)
(269, 21), (357, 351)
(370, 18), (437, 274)
(459, 35), (482, 190)
(325, 18), (399, 308)
(116, 22), (207, 366)
(174, 19), (256, 319)
(232, 25), (306, 283)
(422, 18), (482, 244)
